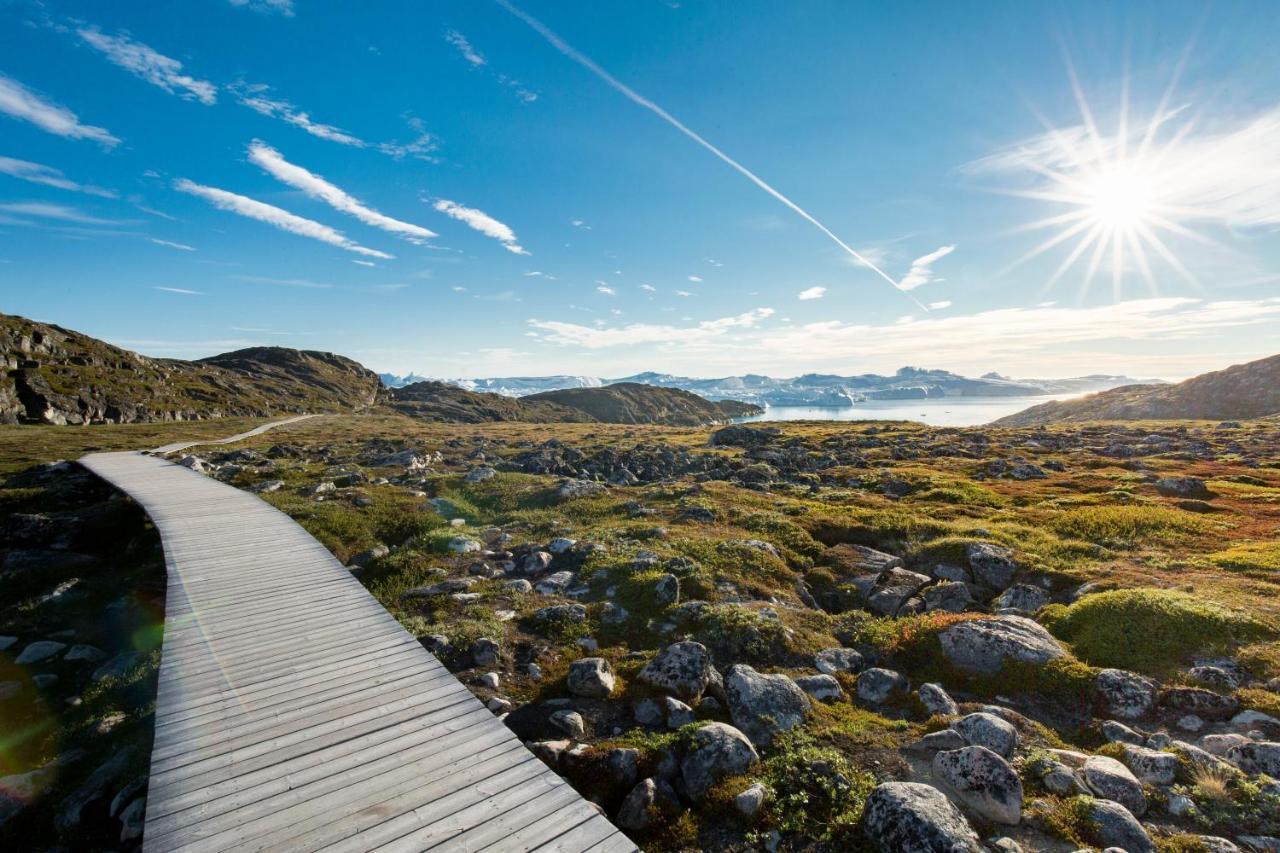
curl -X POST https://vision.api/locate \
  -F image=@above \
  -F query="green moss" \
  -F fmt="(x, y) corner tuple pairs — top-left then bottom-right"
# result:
(1049, 588), (1272, 676)
(1051, 504), (1211, 546)
(1210, 540), (1280, 576)
(1236, 687), (1280, 718)
(1037, 795), (1098, 846)
(752, 730), (876, 845)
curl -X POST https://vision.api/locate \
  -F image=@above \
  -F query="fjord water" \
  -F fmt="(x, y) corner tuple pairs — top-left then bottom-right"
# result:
(735, 394), (1084, 426)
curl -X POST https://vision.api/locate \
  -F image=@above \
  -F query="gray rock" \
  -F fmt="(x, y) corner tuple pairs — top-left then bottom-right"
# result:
(606, 748), (640, 787)
(463, 466), (496, 483)
(549, 709), (585, 738)
(932, 746), (1023, 825)
(446, 536), (482, 554)
(995, 584), (1048, 613)
(923, 581), (973, 614)
(1200, 733), (1250, 756)
(938, 615), (1065, 675)
(119, 796), (146, 842)
(1082, 799), (1154, 853)
(1120, 744), (1178, 785)
(795, 674), (845, 702)
(725, 665), (810, 747)
(735, 782), (767, 818)
(1041, 762), (1080, 795)
(861, 781), (982, 853)
(634, 698), (664, 727)
(856, 668), (908, 704)
(0, 636), (15, 652)
(558, 479), (607, 500)
(911, 729), (967, 753)
(1155, 476), (1212, 499)
(637, 641), (717, 703)
(616, 778), (657, 831)
(1159, 686), (1240, 721)
(567, 657), (616, 698)
(535, 570), (575, 595)
(1083, 755), (1147, 815)
(814, 647), (864, 675)
(1094, 669), (1157, 720)
(919, 683), (959, 716)
(1101, 720), (1145, 745)
(504, 578), (533, 593)
(965, 542), (1018, 590)
(471, 638), (501, 666)
(653, 573), (680, 606)
(521, 551), (554, 575)
(951, 712), (1018, 758)
(680, 722), (760, 801)
(55, 749), (132, 831)
(1226, 741), (1280, 777)
(663, 696), (695, 729)
(15, 640), (65, 665)
(533, 603), (587, 625)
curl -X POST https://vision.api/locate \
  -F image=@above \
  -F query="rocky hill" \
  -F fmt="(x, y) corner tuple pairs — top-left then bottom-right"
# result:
(388, 380), (762, 425)
(526, 382), (762, 426)
(1, 313), (380, 425)
(996, 354), (1280, 426)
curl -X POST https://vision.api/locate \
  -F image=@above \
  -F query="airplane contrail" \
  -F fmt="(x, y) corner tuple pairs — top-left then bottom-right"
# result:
(494, 0), (926, 310)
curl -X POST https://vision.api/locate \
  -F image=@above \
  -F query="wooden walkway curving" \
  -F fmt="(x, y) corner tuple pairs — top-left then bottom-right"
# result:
(79, 449), (634, 853)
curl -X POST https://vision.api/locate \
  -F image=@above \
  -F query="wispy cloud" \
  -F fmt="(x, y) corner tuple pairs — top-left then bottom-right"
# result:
(530, 307), (775, 348)
(524, 270), (556, 279)
(431, 198), (528, 254)
(596, 284), (616, 295)
(77, 27), (217, 105)
(570, 218), (591, 230)
(230, 82), (365, 146)
(248, 141), (437, 242)
(352, 259), (376, 267)
(0, 155), (114, 196)
(377, 117), (439, 161)
(445, 30), (486, 66)
(232, 275), (334, 289)
(687, 275), (703, 283)
(228, 0), (294, 16)
(150, 238), (195, 251)
(798, 286), (826, 301)
(155, 286), (203, 295)
(0, 201), (123, 225)
(174, 178), (392, 258)
(898, 245), (954, 291)
(674, 290), (692, 297)
(496, 0), (915, 306)
(0, 74), (119, 147)
(639, 284), (656, 292)
(928, 300), (953, 310)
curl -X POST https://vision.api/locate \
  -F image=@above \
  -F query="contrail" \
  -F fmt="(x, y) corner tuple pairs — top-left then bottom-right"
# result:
(494, 0), (926, 310)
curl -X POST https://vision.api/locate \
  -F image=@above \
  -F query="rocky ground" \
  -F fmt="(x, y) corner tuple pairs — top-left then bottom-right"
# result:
(3, 413), (1279, 851)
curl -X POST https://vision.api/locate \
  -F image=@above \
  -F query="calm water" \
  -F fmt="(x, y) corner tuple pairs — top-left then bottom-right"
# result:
(734, 394), (1081, 427)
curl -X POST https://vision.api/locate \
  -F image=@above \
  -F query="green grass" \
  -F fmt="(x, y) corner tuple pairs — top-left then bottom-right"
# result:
(1046, 588), (1273, 676)
(1210, 540), (1280, 575)
(1051, 504), (1213, 546)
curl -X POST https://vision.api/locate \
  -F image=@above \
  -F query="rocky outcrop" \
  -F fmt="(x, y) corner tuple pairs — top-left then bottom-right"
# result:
(679, 723), (759, 801)
(724, 665), (810, 747)
(938, 615), (1066, 675)
(931, 746), (1023, 824)
(861, 781), (982, 852)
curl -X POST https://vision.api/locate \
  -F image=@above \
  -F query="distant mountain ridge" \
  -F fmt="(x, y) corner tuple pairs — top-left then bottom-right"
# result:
(382, 366), (1157, 407)
(995, 354), (1280, 425)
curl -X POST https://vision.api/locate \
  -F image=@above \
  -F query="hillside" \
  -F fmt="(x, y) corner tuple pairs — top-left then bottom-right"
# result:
(996, 353), (1280, 425)
(1, 313), (380, 425)
(526, 382), (762, 425)
(388, 380), (762, 425)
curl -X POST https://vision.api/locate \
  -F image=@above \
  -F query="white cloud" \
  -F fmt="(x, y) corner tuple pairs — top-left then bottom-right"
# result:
(797, 286), (826, 300)
(155, 286), (203, 295)
(150, 238), (195, 251)
(596, 284), (616, 295)
(639, 284), (656, 292)
(174, 178), (392, 258)
(431, 198), (528, 254)
(570, 218), (591, 230)
(78, 27), (217, 105)
(228, 0), (294, 16)
(0, 74), (119, 147)
(687, 275), (703, 282)
(524, 270), (556, 279)
(445, 30), (486, 66)
(898, 245), (955, 291)
(530, 307), (775, 348)
(232, 275), (334, 289)
(377, 117), (439, 161)
(231, 82), (365, 146)
(248, 141), (436, 242)
(928, 300), (952, 310)
(0, 201), (121, 224)
(0, 155), (113, 196)
(674, 290), (692, 297)
(352, 259), (376, 267)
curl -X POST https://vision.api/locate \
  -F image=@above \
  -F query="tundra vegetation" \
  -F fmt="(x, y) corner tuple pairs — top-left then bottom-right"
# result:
(2, 413), (1279, 851)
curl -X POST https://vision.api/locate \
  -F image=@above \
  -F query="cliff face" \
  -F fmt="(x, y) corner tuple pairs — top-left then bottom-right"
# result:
(995, 354), (1280, 426)
(1, 313), (381, 425)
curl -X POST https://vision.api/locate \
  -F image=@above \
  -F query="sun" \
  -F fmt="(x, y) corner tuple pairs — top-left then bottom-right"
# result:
(999, 64), (1214, 299)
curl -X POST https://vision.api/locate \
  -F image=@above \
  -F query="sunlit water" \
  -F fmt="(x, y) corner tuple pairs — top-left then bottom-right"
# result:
(734, 394), (1084, 427)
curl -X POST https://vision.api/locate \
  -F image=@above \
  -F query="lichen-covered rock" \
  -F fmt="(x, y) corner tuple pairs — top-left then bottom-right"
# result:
(965, 542), (1019, 590)
(931, 746), (1023, 825)
(938, 615), (1065, 675)
(724, 665), (810, 747)
(1159, 686), (1240, 721)
(1120, 744), (1178, 785)
(566, 657), (615, 698)
(1094, 668), (1157, 720)
(637, 641), (717, 703)
(680, 722), (760, 801)
(1082, 798), (1155, 853)
(814, 647), (864, 675)
(995, 584), (1048, 613)
(1226, 741), (1280, 777)
(951, 712), (1018, 758)
(794, 674), (845, 702)
(861, 781), (982, 852)
(1083, 754), (1147, 815)
(856, 668), (908, 704)
(923, 581), (973, 613)
(918, 683), (959, 717)
(616, 778), (657, 831)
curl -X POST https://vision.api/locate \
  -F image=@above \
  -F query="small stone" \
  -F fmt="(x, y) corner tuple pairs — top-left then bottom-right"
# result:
(856, 668), (908, 704)
(663, 696), (695, 729)
(470, 638), (500, 666)
(567, 657), (616, 699)
(952, 712), (1019, 758)
(478, 672), (500, 690)
(15, 640), (65, 665)
(795, 674), (845, 702)
(919, 683), (959, 716)
(550, 709), (585, 738)
(735, 782), (767, 818)
(814, 647), (864, 675)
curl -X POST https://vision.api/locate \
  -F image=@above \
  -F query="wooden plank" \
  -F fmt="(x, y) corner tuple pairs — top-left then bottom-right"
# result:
(76, 447), (635, 853)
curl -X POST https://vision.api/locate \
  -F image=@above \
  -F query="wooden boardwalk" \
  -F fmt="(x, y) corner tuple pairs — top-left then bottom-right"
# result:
(79, 449), (634, 853)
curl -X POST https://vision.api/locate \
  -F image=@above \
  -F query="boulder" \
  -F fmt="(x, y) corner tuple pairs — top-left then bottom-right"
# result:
(1082, 799), (1155, 853)
(856, 668), (908, 704)
(938, 615), (1065, 675)
(1119, 744), (1178, 785)
(724, 665), (811, 747)
(470, 638), (501, 666)
(1101, 720), (1145, 745)
(861, 781), (982, 853)
(1226, 741), (1280, 777)
(15, 641), (65, 665)
(965, 542), (1018, 590)
(923, 582), (973, 614)
(1082, 755), (1147, 815)
(794, 674), (845, 702)
(636, 641), (717, 703)
(918, 683), (959, 717)
(616, 778), (657, 831)
(815, 647), (864, 675)
(557, 479), (607, 500)
(549, 709), (585, 738)
(566, 657), (615, 699)
(1155, 477), (1212, 499)
(1094, 669), (1157, 720)
(931, 746), (1023, 825)
(994, 584), (1048, 613)
(680, 722), (760, 801)
(951, 712), (1018, 758)
(1159, 686), (1240, 721)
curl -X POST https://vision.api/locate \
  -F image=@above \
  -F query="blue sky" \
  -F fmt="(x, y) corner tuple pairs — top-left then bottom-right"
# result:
(1, 0), (1277, 380)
